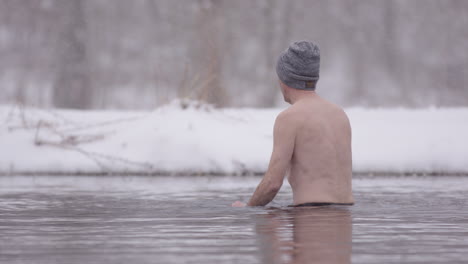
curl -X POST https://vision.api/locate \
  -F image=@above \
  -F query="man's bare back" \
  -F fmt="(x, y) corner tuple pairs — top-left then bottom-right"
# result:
(232, 41), (354, 207)
(286, 96), (354, 205)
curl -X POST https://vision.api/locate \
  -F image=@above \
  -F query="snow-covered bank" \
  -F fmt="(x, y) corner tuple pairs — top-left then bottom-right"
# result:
(1, 102), (468, 175)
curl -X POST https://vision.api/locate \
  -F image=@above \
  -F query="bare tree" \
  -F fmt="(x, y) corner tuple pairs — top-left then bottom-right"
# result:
(52, 0), (92, 109)
(188, 0), (230, 107)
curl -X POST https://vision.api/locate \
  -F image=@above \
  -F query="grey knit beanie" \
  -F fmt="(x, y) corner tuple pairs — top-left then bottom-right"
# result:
(276, 41), (320, 90)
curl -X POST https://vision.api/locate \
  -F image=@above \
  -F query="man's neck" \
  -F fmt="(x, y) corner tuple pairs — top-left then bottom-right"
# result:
(289, 90), (317, 104)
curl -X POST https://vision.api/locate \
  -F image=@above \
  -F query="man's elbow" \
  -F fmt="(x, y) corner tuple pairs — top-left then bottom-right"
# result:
(267, 180), (282, 194)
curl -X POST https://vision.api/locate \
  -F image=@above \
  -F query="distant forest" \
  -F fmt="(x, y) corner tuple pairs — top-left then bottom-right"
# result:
(0, 0), (467, 109)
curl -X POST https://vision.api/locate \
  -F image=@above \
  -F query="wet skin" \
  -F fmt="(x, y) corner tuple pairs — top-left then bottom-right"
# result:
(234, 82), (354, 207)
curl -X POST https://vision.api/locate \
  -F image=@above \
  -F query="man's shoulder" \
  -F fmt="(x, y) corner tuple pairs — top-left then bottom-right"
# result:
(275, 107), (304, 130)
(277, 106), (299, 120)
(328, 103), (350, 122)
(315, 99), (349, 121)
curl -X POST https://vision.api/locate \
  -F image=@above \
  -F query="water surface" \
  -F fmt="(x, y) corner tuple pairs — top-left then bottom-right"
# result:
(1, 176), (467, 263)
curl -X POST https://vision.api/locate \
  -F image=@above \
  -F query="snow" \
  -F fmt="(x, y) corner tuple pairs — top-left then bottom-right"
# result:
(348, 108), (468, 174)
(1, 101), (468, 175)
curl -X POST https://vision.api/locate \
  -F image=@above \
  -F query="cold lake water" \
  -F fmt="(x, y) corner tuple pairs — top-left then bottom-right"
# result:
(0, 175), (467, 264)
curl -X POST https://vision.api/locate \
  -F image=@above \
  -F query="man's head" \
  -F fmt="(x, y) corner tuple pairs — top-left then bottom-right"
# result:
(276, 41), (320, 103)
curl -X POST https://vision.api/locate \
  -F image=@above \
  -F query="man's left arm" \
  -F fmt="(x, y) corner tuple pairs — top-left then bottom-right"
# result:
(246, 112), (296, 206)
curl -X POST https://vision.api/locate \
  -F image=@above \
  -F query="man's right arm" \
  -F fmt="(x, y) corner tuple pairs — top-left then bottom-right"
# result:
(247, 111), (296, 206)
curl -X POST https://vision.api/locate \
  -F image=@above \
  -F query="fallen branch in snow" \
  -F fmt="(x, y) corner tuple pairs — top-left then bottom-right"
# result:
(57, 115), (143, 133)
(1, 106), (153, 174)
(19, 104), (30, 129)
(7, 104), (45, 131)
(79, 149), (154, 170)
(1, 104), (17, 128)
(34, 120), (106, 147)
(34, 125), (153, 173)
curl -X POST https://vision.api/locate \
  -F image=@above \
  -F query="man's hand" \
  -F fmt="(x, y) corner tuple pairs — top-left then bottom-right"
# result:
(231, 201), (246, 207)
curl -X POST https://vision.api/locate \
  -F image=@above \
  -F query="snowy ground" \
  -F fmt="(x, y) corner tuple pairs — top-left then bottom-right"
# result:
(1, 101), (467, 175)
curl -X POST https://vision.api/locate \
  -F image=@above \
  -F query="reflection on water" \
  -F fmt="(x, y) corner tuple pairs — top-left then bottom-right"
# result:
(1, 176), (468, 264)
(256, 207), (351, 264)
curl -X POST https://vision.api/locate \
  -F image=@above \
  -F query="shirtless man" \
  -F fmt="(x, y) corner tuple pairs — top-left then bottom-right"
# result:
(232, 41), (354, 207)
